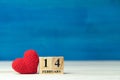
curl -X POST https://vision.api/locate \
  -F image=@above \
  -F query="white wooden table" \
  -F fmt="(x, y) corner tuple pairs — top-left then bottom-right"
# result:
(0, 61), (120, 80)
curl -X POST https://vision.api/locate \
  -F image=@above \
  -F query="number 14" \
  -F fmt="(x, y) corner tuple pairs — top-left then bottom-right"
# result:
(44, 59), (60, 67)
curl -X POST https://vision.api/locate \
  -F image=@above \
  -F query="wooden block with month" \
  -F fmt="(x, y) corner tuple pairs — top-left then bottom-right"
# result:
(39, 57), (64, 74)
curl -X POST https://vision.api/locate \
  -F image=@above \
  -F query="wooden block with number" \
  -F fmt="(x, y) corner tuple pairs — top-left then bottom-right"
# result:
(39, 57), (64, 74)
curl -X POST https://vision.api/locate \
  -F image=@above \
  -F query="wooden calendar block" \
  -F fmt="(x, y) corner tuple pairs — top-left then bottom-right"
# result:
(52, 57), (64, 70)
(39, 57), (64, 74)
(40, 57), (52, 69)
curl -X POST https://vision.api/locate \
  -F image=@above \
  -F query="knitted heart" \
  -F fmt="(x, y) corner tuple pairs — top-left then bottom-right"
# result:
(12, 50), (39, 74)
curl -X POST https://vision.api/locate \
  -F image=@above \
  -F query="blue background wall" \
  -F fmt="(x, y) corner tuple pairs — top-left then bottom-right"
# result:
(0, 0), (120, 60)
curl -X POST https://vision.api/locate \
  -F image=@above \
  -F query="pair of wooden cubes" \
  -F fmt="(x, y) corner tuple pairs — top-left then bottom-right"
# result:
(39, 57), (64, 74)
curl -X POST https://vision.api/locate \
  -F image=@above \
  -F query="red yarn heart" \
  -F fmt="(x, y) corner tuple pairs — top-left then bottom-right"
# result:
(12, 50), (39, 74)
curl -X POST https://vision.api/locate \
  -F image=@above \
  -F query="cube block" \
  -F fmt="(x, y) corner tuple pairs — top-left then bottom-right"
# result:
(39, 57), (64, 74)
